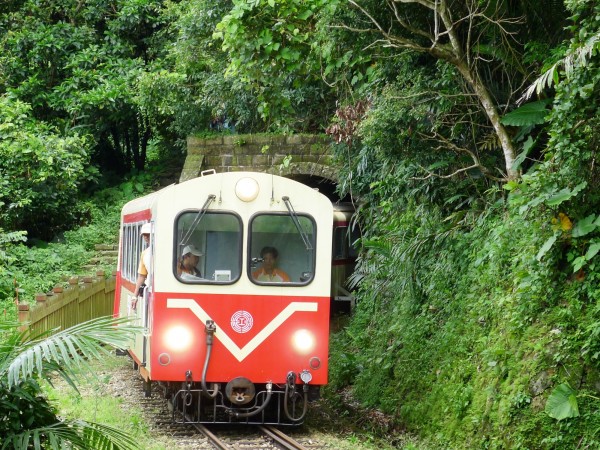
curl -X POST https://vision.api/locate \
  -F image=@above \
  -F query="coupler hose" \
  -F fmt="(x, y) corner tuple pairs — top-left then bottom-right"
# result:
(201, 320), (219, 399)
(283, 373), (308, 422)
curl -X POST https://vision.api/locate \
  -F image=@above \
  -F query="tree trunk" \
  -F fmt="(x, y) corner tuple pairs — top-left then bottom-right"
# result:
(455, 63), (517, 180)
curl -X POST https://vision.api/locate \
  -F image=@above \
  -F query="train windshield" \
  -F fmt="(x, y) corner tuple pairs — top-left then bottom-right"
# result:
(175, 211), (242, 284)
(249, 213), (316, 285)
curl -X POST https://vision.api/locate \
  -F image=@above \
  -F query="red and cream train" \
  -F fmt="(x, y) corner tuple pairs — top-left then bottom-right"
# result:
(113, 171), (356, 425)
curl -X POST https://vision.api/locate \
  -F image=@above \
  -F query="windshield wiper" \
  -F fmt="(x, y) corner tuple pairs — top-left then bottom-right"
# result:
(282, 196), (313, 250)
(179, 194), (216, 247)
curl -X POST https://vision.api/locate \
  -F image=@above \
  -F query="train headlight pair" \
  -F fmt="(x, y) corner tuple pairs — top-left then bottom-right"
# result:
(292, 329), (316, 354)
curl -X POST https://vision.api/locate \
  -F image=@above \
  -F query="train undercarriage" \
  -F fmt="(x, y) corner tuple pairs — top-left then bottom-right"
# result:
(159, 377), (320, 426)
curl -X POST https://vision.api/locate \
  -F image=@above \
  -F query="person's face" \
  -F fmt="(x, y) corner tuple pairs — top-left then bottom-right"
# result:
(262, 252), (276, 272)
(142, 233), (150, 244)
(184, 253), (199, 269)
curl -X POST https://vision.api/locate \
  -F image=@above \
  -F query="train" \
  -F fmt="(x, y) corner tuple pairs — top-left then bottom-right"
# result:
(113, 170), (356, 425)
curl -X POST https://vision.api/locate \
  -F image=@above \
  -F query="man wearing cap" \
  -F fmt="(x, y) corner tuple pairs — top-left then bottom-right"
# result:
(133, 222), (151, 310)
(178, 244), (203, 280)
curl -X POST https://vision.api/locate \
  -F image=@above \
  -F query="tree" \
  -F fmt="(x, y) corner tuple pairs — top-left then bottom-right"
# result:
(216, 0), (569, 180)
(0, 95), (94, 239)
(0, 316), (139, 449)
(0, 0), (164, 174)
(213, 0), (338, 131)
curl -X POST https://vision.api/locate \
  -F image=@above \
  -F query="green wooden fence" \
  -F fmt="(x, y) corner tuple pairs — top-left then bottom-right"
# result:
(17, 271), (115, 336)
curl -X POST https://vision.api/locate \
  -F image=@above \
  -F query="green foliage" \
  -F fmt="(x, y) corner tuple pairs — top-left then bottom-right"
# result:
(326, 4), (600, 447)
(213, 0), (338, 130)
(0, 95), (94, 239)
(501, 100), (551, 127)
(507, 2), (600, 275)
(545, 383), (580, 420)
(330, 194), (600, 448)
(0, 316), (140, 449)
(0, 173), (155, 311)
(0, 0), (163, 174)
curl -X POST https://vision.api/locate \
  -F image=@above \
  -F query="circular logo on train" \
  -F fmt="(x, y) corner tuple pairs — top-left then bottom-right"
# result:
(230, 310), (253, 333)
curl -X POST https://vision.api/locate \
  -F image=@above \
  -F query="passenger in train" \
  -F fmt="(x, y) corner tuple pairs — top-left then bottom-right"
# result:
(178, 244), (203, 280)
(133, 222), (152, 310)
(252, 246), (290, 282)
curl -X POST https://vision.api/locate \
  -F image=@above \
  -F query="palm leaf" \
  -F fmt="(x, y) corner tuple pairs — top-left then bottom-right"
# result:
(5, 316), (139, 388)
(2, 419), (138, 450)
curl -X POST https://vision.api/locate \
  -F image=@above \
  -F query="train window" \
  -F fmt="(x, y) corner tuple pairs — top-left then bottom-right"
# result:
(174, 211), (242, 284)
(333, 227), (348, 260)
(348, 225), (360, 258)
(333, 225), (360, 260)
(249, 214), (316, 285)
(121, 222), (148, 284)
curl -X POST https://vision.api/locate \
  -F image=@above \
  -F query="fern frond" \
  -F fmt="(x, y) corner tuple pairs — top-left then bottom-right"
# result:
(5, 316), (139, 388)
(521, 31), (600, 102)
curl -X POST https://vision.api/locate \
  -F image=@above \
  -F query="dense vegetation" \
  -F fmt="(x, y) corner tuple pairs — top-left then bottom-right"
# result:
(1, 0), (599, 448)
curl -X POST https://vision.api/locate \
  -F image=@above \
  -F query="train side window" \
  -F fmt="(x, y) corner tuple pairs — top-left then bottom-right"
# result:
(348, 225), (360, 258)
(333, 225), (360, 261)
(174, 211), (242, 284)
(249, 213), (316, 285)
(333, 226), (348, 260)
(121, 222), (147, 284)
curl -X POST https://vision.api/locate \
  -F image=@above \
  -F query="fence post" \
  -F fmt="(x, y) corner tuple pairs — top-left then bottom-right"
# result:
(17, 303), (30, 333)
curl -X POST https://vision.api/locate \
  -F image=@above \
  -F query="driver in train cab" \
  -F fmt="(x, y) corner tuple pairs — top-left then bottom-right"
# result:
(178, 244), (203, 280)
(252, 246), (290, 282)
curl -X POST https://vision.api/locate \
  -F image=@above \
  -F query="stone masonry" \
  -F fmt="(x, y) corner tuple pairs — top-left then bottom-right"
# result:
(179, 134), (337, 183)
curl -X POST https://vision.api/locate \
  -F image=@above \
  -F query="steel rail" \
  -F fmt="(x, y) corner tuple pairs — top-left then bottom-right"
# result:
(259, 425), (309, 450)
(190, 422), (231, 450)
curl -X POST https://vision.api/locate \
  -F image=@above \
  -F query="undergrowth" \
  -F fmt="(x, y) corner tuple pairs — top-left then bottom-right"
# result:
(328, 201), (600, 449)
(0, 170), (162, 316)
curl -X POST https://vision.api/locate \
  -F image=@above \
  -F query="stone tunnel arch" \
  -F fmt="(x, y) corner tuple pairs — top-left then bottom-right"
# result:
(180, 134), (345, 200)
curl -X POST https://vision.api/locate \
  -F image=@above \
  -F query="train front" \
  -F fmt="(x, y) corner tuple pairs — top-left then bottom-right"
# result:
(149, 172), (332, 425)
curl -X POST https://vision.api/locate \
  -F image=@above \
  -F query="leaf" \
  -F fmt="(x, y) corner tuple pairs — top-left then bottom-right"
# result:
(298, 9), (313, 20)
(545, 182), (587, 207)
(501, 100), (550, 126)
(572, 255), (586, 273)
(572, 214), (598, 238)
(511, 136), (534, 171)
(536, 234), (557, 261)
(585, 241), (600, 260)
(546, 189), (573, 206)
(545, 383), (579, 420)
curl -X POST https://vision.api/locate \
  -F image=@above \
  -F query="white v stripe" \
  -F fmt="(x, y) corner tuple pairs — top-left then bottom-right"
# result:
(167, 299), (318, 362)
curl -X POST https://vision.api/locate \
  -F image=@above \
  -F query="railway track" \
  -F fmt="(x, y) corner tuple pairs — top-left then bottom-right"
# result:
(190, 423), (312, 450)
(110, 360), (327, 449)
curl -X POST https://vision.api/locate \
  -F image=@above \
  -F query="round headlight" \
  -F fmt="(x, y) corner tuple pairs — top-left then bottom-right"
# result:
(235, 177), (260, 202)
(292, 329), (316, 354)
(163, 325), (192, 352)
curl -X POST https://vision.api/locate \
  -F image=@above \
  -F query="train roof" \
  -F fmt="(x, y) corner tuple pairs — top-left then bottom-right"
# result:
(120, 171), (335, 218)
